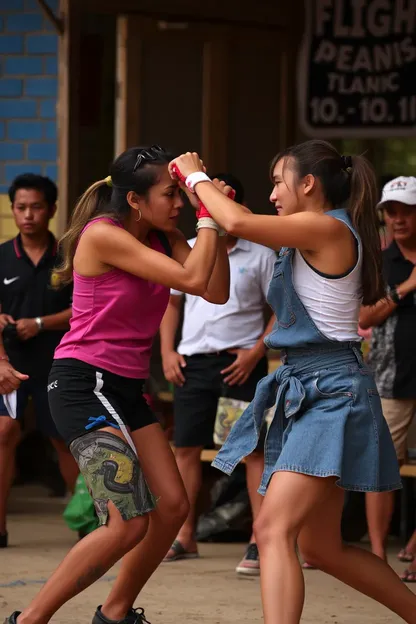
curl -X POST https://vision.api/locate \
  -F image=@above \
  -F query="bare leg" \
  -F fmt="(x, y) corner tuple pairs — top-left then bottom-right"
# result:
(365, 490), (395, 560)
(19, 501), (148, 624)
(401, 529), (416, 558)
(299, 486), (416, 624)
(16, 427), (150, 624)
(253, 472), (337, 624)
(49, 437), (78, 493)
(244, 451), (264, 543)
(0, 418), (20, 534)
(164, 445), (202, 556)
(101, 424), (189, 621)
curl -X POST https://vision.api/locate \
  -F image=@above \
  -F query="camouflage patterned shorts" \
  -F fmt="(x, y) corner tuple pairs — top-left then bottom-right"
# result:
(70, 430), (156, 525)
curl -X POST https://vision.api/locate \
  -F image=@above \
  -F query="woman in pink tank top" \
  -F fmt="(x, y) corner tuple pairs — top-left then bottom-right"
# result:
(7, 146), (231, 624)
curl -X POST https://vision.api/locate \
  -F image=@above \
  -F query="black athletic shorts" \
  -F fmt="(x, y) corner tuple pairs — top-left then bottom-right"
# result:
(173, 352), (268, 448)
(48, 358), (157, 446)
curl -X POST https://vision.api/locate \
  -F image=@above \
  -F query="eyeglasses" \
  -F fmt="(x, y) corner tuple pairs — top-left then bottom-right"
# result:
(133, 145), (165, 172)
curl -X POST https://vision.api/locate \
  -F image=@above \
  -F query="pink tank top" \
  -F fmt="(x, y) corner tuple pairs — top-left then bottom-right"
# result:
(55, 218), (170, 378)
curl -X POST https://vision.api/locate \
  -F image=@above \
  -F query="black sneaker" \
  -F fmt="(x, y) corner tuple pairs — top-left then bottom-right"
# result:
(3, 612), (21, 624)
(235, 543), (260, 576)
(92, 605), (151, 624)
(0, 532), (8, 548)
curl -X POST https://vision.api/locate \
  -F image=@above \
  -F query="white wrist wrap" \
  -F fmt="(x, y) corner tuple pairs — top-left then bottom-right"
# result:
(185, 172), (211, 193)
(196, 218), (226, 236)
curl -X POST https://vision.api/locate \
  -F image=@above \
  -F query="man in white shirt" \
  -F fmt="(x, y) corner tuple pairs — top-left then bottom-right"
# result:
(160, 173), (276, 575)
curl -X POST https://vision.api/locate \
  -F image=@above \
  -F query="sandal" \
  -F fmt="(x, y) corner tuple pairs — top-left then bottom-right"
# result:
(401, 568), (416, 583)
(163, 539), (199, 563)
(397, 549), (415, 563)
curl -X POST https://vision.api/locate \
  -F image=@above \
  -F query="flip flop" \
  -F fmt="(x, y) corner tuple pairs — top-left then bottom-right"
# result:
(163, 539), (199, 563)
(401, 568), (416, 583)
(397, 549), (415, 563)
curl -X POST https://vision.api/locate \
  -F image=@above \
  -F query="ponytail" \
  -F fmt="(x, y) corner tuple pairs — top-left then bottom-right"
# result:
(55, 179), (112, 285)
(349, 155), (385, 306)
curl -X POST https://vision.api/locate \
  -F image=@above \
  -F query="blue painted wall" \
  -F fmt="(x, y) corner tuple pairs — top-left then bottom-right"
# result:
(0, 0), (59, 196)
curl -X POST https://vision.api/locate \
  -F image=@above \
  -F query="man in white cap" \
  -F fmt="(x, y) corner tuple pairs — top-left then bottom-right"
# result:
(360, 176), (416, 576)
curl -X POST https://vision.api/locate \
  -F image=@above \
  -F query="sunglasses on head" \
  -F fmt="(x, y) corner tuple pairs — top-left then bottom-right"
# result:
(133, 145), (165, 172)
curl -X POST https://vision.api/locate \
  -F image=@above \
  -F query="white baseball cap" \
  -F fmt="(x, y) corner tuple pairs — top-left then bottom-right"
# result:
(378, 176), (416, 208)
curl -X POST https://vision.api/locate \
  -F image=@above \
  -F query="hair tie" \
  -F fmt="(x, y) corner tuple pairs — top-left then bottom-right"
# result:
(104, 175), (112, 187)
(341, 155), (352, 173)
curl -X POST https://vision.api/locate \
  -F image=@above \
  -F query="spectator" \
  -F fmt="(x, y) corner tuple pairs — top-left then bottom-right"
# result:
(160, 173), (276, 575)
(360, 176), (416, 562)
(0, 174), (77, 548)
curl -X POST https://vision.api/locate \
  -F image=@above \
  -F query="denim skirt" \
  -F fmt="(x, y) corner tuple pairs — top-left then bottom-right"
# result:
(212, 346), (402, 494)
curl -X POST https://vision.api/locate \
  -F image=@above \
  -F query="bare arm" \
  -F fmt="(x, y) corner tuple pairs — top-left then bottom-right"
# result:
(41, 308), (72, 331)
(160, 295), (182, 357)
(82, 222), (220, 297)
(359, 266), (416, 329)
(160, 294), (187, 387)
(169, 230), (229, 304)
(194, 183), (346, 251)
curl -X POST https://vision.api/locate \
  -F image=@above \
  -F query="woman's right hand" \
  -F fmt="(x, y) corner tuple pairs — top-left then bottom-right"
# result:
(0, 359), (28, 394)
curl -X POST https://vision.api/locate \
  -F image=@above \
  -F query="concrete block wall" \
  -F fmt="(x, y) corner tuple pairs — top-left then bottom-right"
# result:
(0, 0), (59, 241)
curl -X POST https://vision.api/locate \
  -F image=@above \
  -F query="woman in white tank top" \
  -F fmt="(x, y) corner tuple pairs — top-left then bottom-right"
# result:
(168, 141), (416, 624)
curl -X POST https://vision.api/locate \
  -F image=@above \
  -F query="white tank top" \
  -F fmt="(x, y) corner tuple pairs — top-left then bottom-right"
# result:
(292, 244), (362, 342)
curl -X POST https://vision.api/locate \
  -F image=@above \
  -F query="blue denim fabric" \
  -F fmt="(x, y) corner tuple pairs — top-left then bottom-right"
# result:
(212, 209), (402, 494)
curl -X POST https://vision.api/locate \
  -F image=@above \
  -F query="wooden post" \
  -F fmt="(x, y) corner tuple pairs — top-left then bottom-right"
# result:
(115, 16), (142, 156)
(201, 33), (229, 172)
(57, 0), (81, 232)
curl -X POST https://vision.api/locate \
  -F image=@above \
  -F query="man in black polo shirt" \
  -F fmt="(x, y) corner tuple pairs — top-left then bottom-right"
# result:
(360, 176), (416, 566)
(0, 173), (77, 548)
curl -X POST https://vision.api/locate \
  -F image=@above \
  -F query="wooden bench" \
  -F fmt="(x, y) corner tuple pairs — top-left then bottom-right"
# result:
(401, 464), (416, 478)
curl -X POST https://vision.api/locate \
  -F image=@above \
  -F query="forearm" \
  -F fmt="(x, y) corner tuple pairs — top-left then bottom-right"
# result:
(250, 314), (276, 359)
(195, 182), (250, 233)
(203, 237), (230, 303)
(359, 278), (415, 329)
(182, 228), (220, 293)
(41, 308), (72, 331)
(160, 300), (181, 357)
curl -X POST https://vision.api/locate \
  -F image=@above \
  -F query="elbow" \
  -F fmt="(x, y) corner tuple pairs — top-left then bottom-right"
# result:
(185, 278), (209, 297)
(224, 215), (243, 237)
(204, 292), (229, 305)
(358, 313), (372, 330)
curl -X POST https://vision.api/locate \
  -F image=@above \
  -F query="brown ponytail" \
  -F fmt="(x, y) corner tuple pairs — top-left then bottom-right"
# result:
(55, 180), (112, 285)
(349, 155), (385, 305)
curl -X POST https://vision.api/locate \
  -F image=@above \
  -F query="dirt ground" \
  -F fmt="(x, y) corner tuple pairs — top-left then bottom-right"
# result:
(1, 486), (414, 623)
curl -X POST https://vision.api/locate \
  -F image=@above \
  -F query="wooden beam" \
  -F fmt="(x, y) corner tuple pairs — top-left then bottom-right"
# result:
(57, 0), (81, 233)
(115, 16), (142, 155)
(37, 0), (64, 35)
(80, 0), (292, 29)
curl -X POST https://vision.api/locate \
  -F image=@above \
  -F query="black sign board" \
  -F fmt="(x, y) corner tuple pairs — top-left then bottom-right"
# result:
(298, 0), (416, 137)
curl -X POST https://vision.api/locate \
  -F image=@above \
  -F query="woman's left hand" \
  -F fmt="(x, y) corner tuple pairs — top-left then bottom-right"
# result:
(169, 152), (205, 181)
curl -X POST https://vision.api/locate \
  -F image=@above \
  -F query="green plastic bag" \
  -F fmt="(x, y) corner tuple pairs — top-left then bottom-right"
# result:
(63, 474), (99, 535)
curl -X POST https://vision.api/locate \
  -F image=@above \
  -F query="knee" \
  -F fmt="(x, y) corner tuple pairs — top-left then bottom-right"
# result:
(175, 446), (202, 465)
(299, 539), (340, 571)
(159, 489), (190, 527)
(0, 419), (20, 449)
(253, 510), (298, 550)
(108, 509), (150, 552)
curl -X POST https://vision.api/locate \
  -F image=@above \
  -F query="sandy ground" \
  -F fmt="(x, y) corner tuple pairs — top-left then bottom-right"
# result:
(1, 486), (414, 623)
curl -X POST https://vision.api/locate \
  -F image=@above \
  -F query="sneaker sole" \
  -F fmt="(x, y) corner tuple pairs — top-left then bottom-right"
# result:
(235, 566), (260, 576)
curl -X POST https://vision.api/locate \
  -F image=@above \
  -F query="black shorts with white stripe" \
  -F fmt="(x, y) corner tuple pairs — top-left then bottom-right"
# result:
(47, 358), (157, 447)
